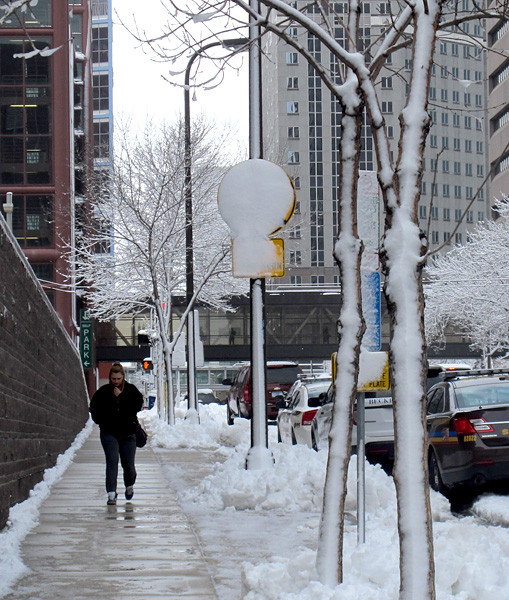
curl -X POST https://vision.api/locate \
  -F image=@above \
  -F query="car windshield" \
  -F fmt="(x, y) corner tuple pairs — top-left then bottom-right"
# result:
(455, 382), (509, 408)
(267, 366), (300, 384)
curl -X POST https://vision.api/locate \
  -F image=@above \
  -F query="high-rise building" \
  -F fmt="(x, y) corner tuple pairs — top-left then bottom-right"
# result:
(486, 11), (509, 201)
(261, 1), (490, 288)
(0, 0), (94, 338)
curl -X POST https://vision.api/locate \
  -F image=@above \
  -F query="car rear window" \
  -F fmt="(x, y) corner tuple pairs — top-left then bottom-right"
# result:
(267, 366), (300, 385)
(455, 383), (509, 408)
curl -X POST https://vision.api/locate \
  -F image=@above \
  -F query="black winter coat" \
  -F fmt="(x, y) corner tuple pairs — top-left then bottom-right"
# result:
(90, 381), (144, 438)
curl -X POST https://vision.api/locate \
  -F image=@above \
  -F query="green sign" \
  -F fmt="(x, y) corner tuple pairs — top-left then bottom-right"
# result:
(80, 309), (93, 369)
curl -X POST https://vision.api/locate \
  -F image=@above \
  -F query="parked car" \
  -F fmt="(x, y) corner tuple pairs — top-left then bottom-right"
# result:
(427, 368), (509, 494)
(277, 377), (332, 446)
(426, 362), (472, 390)
(223, 361), (302, 425)
(310, 386), (394, 466)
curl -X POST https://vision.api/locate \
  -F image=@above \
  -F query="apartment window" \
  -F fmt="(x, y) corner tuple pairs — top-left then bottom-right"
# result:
(463, 46), (470, 59)
(443, 208), (450, 221)
(433, 183), (438, 196)
(464, 92), (471, 106)
(477, 164), (484, 177)
(455, 209), (462, 222)
(289, 250), (302, 265)
(453, 113), (460, 127)
(476, 141), (483, 154)
(0, 38), (52, 184)
(452, 91), (460, 104)
(455, 233), (462, 244)
(430, 110), (437, 124)
(93, 120), (109, 158)
(381, 101), (393, 113)
(432, 231), (439, 244)
(419, 205), (427, 219)
(478, 211), (484, 221)
(465, 139), (472, 153)
(289, 225), (301, 238)
(293, 176), (300, 189)
(12, 194), (53, 247)
(465, 116), (472, 129)
(454, 185), (461, 198)
(466, 186), (473, 199)
(454, 162), (461, 175)
(287, 26), (298, 36)
(92, 26), (109, 64)
(476, 119), (483, 131)
(93, 73), (109, 111)
(430, 134), (437, 148)
(429, 87), (436, 100)
(441, 66), (448, 78)
(288, 151), (300, 164)
(381, 76), (392, 89)
(451, 43), (459, 57)
(421, 181), (426, 195)
(443, 232), (450, 243)
(286, 52), (298, 65)
(442, 160), (449, 173)
(452, 67), (459, 79)
(311, 275), (325, 285)
(465, 163), (472, 176)
(0, 0), (51, 26)
(404, 59), (412, 70)
(287, 77), (299, 89)
(290, 275), (302, 285)
(464, 69), (471, 80)
(439, 42), (447, 54)
(443, 184), (450, 197)
(453, 138), (460, 151)
(288, 126), (300, 138)
(441, 112), (449, 126)
(440, 89), (448, 102)
(387, 125), (394, 138)
(287, 101), (299, 114)
(432, 206), (438, 220)
(430, 158), (436, 172)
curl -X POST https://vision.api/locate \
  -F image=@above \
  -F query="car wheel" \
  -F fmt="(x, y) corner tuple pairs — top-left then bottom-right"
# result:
(291, 429), (297, 445)
(227, 403), (234, 426)
(429, 451), (445, 494)
(311, 430), (318, 452)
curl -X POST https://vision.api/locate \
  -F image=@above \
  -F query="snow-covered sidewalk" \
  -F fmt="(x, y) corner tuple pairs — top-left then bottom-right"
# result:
(2, 402), (509, 599)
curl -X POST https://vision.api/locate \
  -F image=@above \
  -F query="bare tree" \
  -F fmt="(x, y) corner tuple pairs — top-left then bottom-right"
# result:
(425, 197), (509, 366)
(128, 0), (509, 596)
(76, 119), (246, 423)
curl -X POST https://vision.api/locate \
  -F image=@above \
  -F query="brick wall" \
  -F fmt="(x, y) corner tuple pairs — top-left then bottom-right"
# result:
(0, 219), (89, 530)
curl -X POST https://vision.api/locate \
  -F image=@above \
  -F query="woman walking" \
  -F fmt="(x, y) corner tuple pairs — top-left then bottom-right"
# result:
(90, 362), (144, 505)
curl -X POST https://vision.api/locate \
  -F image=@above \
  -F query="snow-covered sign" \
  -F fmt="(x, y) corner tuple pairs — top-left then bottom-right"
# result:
(217, 159), (296, 278)
(357, 350), (390, 391)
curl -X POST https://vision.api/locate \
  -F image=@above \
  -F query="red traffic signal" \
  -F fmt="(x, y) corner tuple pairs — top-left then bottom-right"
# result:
(142, 359), (153, 371)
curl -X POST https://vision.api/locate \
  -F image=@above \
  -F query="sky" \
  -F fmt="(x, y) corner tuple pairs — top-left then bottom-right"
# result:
(111, 0), (249, 151)
(2, 402), (509, 599)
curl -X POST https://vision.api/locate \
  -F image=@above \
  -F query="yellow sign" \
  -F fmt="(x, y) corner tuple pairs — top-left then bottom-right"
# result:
(231, 238), (285, 277)
(331, 351), (391, 391)
(358, 355), (390, 392)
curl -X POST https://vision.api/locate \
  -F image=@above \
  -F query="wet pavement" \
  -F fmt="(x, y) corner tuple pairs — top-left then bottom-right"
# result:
(4, 427), (218, 600)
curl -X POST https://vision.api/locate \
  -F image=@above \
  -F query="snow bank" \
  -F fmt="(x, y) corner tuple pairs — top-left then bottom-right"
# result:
(0, 420), (93, 597)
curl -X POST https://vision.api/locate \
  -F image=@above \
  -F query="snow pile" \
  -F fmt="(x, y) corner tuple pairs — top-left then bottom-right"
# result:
(0, 420), (93, 597)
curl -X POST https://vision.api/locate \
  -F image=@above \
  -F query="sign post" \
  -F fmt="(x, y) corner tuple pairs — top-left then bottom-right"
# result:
(79, 309), (93, 369)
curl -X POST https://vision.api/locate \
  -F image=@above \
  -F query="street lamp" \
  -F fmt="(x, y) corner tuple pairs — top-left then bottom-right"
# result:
(184, 37), (248, 417)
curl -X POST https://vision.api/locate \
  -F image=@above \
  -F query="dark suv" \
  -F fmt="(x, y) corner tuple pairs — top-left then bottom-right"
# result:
(224, 361), (301, 425)
(427, 369), (509, 494)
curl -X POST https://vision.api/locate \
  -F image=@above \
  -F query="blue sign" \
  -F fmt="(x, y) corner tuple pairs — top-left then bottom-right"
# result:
(361, 271), (381, 351)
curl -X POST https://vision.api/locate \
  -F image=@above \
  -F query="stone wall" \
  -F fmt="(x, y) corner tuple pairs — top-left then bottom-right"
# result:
(0, 218), (89, 530)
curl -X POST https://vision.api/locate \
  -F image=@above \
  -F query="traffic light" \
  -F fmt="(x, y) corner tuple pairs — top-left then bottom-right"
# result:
(142, 358), (153, 371)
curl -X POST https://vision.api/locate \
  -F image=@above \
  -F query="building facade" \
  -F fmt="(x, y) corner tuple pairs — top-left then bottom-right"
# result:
(261, 0), (490, 288)
(487, 11), (509, 200)
(0, 0), (94, 338)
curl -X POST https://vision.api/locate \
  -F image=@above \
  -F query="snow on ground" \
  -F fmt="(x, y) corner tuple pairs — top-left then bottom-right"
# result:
(0, 420), (93, 597)
(2, 403), (509, 599)
(142, 403), (509, 600)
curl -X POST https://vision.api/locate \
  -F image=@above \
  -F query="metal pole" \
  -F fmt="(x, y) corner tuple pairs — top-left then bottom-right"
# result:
(2, 192), (13, 230)
(245, 0), (272, 469)
(357, 392), (366, 544)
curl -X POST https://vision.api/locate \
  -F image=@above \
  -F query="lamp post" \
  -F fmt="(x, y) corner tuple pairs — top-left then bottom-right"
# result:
(184, 37), (248, 417)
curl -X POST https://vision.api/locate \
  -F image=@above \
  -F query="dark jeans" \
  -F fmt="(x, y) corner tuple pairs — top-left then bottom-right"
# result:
(100, 431), (137, 493)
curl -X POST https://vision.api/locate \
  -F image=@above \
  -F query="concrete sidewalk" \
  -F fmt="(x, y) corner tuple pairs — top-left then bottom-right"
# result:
(5, 426), (218, 600)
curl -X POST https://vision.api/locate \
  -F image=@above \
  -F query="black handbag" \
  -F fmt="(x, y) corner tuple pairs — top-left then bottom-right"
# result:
(134, 420), (147, 448)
